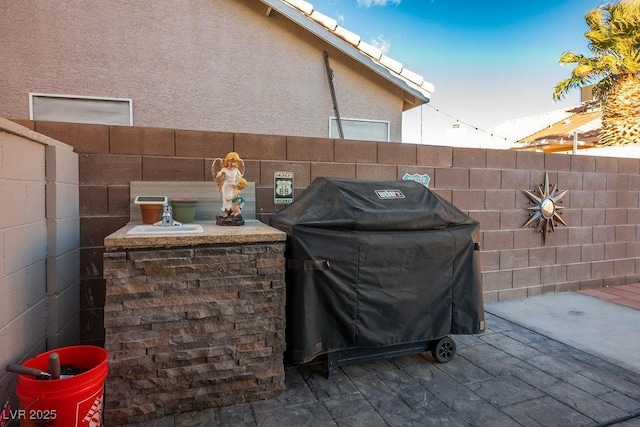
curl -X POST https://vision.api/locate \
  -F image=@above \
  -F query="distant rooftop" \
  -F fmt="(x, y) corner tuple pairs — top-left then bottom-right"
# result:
(258, 0), (434, 108)
(489, 107), (577, 144)
(510, 102), (602, 153)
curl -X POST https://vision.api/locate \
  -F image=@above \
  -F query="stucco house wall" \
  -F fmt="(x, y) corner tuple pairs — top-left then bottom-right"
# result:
(1, 0), (406, 140)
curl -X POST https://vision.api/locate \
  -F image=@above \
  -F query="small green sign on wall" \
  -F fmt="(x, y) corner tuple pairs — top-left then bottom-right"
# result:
(402, 172), (430, 187)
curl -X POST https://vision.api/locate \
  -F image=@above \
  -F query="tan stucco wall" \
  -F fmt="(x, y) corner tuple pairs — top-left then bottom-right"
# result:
(1, 0), (404, 140)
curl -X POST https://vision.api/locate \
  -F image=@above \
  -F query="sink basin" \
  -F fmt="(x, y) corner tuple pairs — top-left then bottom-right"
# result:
(126, 224), (205, 235)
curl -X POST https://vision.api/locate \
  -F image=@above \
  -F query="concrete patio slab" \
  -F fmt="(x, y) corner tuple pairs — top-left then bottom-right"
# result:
(485, 291), (640, 375)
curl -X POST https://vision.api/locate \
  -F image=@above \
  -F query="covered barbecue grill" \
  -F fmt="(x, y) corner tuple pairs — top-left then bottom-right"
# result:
(269, 177), (484, 375)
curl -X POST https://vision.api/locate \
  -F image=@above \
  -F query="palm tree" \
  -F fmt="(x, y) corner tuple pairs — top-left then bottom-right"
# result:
(553, 0), (640, 146)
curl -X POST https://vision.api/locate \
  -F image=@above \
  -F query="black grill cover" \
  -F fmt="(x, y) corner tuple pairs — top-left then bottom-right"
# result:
(269, 177), (484, 364)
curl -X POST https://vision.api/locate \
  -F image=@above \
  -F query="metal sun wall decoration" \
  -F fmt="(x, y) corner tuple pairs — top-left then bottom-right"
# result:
(522, 172), (568, 245)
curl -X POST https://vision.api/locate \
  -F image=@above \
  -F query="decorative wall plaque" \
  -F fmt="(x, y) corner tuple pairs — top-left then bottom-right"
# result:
(522, 172), (568, 245)
(402, 172), (430, 187)
(274, 171), (294, 204)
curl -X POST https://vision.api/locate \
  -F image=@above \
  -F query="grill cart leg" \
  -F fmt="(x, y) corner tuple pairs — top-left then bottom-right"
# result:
(326, 352), (339, 378)
(431, 336), (456, 363)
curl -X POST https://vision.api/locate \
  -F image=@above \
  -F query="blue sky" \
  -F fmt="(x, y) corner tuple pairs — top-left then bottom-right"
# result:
(308, 0), (605, 146)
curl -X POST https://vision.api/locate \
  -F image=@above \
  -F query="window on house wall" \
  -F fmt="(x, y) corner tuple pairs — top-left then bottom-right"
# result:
(30, 93), (133, 125)
(329, 117), (390, 141)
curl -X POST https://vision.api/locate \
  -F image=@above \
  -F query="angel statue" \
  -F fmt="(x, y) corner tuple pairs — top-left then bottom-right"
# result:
(211, 152), (245, 225)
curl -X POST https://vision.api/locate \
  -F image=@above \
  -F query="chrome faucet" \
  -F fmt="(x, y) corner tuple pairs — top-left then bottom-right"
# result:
(161, 203), (175, 226)
(154, 203), (182, 227)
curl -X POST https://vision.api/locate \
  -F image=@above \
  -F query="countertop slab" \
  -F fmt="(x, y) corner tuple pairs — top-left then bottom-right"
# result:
(104, 220), (286, 250)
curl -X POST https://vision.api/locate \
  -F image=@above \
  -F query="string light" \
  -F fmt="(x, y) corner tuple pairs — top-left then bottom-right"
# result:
(425, 103), (517, 144)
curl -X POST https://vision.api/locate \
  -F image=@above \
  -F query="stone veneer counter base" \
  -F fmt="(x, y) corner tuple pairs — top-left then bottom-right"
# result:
(103, 220), (287, 425)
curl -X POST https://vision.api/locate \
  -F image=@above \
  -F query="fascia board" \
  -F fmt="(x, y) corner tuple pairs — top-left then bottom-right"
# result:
(258, 0), (432, 104)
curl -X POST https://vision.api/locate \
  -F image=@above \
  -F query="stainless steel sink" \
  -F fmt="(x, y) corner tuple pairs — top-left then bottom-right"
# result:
(126, 224), (205, 235)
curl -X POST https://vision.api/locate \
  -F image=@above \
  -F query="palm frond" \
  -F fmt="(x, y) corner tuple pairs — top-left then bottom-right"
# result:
(555, 0), (640, 101)
(592, 75), (617, 100)
(558, 51), (586, 64)
(553, 76), (588, 100)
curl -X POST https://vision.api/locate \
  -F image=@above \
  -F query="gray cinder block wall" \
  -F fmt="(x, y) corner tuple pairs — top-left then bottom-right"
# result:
(0, 118), (80, 400)
(12, 120), (640, 346)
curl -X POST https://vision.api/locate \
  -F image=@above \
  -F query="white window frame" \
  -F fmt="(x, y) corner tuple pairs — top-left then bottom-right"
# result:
(329, 117), (390, 141)
(29, 93), (133, 126)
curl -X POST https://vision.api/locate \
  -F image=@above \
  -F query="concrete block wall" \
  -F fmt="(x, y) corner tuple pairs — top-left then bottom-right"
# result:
(0, 118), (79, 401)
(45, 141), (81, 347)
(15, 120), (640, 346)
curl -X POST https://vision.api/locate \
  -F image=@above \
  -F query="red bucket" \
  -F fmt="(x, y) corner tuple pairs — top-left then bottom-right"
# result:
(16, 346), (108, 427)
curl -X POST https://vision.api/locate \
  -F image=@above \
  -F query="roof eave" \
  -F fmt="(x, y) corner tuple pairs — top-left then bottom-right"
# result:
(258, 0), (432, 105)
